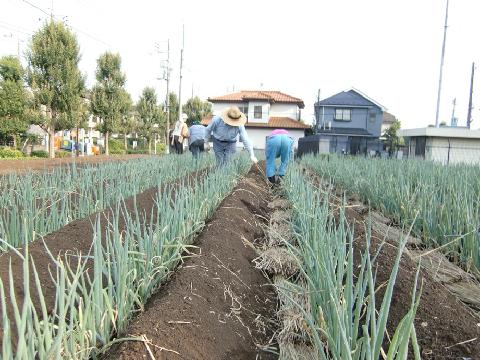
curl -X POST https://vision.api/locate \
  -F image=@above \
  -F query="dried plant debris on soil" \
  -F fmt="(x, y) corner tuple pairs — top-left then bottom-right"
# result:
(260, 196), (315, 358)
(103, 164), (279, 360)
(254, 247), (299, 278)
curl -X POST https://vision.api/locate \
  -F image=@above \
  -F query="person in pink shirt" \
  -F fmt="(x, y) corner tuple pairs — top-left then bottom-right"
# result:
(265, 129), (294, 184)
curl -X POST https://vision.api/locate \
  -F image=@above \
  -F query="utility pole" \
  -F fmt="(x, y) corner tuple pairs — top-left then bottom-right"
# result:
(178, 24), (185, 123)
(316, 89), (320, 132)
(450, 98), (457, 126)
(435, 0), (449, 128)
(467, 62), (475, 129)
(165, 40), (171, 153)
(156, 40), (172, 153)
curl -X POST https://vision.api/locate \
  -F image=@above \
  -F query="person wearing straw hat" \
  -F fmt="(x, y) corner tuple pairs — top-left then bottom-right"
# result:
(204, 106), (258, 166)
(265, 129), (294, 184)
(171, 113), (189, 154)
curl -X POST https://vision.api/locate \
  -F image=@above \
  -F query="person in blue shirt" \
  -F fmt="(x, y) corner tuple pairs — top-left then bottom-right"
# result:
(204, 106), (258, 166)
(265, 129), (294, 184)
(188, 120), (206, 158)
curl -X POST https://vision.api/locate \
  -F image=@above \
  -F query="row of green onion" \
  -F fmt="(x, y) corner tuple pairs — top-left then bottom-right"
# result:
(300, 155), (480, 273)
(280, 162), (421, 359)
(0, 154), (214, 249)
(0, 154), (250, 359)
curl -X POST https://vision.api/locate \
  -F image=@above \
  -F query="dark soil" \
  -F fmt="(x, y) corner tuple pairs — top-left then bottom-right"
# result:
(0, 154), (151, 175)
(103, 164), (278, 360)
(0, 168), (209, 344)
(304, 168), (480, 359)
(349, 207), (480, 359)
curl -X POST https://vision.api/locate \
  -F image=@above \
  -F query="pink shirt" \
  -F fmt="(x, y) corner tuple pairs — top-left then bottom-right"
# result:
(270, 129), (289, 136)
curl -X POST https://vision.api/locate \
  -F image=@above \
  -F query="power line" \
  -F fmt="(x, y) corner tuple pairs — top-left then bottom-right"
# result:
(21, 0), (50, 16)
(0, 20), (34, 35)
(18, 0), (111, 47)
(0, 24), (31, 37)
(68, 23), (111, 47)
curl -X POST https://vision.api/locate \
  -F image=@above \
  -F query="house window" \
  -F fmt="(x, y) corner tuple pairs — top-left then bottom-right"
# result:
(254, 105), (262, 119)
(335, 108), (351, 121)
(238, 104), (248, 116)
(369, 111), (376, 123)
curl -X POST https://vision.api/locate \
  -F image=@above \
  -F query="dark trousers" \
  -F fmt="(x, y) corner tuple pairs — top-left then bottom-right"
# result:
(173, 136), (183, 154)
(189, 139), (204, 158)
(212, 138), (236, 166)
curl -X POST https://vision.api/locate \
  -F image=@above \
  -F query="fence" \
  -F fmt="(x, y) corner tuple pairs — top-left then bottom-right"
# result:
(403, 143), (480, 165)
(297, 136), (384, 158)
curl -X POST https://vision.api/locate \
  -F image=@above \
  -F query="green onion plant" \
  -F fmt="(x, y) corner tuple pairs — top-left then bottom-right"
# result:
(279, 163), (421, 359)
(0, 154), (250, 359)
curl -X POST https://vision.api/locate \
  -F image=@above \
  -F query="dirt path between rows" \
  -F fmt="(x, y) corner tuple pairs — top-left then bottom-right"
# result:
(303, 168), (480, 359)
(0, 168), (209, 343)
(0, 154), (151, 175)
(103, 164), (278, 360)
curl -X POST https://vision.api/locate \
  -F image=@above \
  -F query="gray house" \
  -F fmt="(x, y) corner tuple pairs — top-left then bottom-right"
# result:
(299, 88), (386, 156)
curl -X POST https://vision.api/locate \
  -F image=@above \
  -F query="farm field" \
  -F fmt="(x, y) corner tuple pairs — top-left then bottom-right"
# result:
(0, 154), (480, 359)
(0, 154), (213, 248)
(0, 154), (151, 175)
(300, 155), (480, 272)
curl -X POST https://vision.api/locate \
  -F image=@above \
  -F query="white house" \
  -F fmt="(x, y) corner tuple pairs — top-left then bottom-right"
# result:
(202, 90), (309, 150)
(399, 127), (480, 165)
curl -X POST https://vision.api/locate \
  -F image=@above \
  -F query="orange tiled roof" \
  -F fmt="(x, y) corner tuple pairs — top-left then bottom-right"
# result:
(207, 91), (305, 109)
(201, 115), (310, 130)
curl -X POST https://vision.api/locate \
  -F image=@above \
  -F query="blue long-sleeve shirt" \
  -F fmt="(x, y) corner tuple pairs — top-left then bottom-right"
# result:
(204, 116), (254, 157)
(188, 124), (206, 145)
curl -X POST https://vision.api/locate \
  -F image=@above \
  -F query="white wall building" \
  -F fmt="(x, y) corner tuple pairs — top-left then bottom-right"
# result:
(203, 90), (309, 150)
(399, 127), (480, 165)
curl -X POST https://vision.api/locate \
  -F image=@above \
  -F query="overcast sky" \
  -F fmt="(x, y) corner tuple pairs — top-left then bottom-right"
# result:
(1, 0), (479, 129)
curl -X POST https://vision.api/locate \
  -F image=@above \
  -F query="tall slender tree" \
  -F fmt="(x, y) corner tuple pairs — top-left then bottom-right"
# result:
(183, 96), (211, 125)
(117, 89), (133, 151)
(0, 56), (29, 147)
(168, 92), (179, 128)
(90, 52), (129, 155)
(383, 119), (401, 156)
(27, 20), (85, 158)
(137, 87), (163, 154)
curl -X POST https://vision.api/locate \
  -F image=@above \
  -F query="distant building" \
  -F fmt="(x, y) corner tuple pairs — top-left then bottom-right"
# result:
(202, 90), (309, 150)
(399, 127), (480, 165)
(300, 88), (387, 156)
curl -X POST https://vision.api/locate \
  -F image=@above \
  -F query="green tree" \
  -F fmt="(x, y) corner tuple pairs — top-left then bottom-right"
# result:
(27, 20), (85, 158)
(117, 89), (134, 150)
(168, 92), (179, 130)
(137, 87), (163, 154)
(119, 113), (137, 151)
(90, 52), (129, 155)
(383, 119), (401, 156)
(70, 93), (91, 156)
(0, 56), (29, 148)
(183, 96), (211, 126)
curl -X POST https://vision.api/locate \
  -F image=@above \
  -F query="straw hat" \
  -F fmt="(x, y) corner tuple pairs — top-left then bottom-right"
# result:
(221, 106), (247, 127)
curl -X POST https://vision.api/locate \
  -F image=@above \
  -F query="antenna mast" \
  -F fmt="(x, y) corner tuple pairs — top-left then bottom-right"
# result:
(434, 0), (449, 128)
